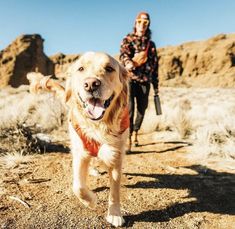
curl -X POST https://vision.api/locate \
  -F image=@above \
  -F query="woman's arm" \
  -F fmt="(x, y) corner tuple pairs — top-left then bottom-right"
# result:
(119, 35), (135, 71)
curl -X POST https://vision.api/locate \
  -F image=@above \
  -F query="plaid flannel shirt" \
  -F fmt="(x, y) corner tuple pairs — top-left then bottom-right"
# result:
(119, 32), (158, 89)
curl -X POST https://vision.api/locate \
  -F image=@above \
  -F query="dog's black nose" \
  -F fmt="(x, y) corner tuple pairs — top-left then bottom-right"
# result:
(84, 78), (101, 92)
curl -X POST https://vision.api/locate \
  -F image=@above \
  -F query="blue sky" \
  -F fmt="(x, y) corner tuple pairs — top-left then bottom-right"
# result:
(0, 0), (234, 56)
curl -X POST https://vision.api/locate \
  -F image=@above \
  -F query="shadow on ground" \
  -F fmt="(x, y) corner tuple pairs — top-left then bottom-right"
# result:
(124, 165), (235, 226)
(39, 141), (70, 153)
(128, 141), (192, 155)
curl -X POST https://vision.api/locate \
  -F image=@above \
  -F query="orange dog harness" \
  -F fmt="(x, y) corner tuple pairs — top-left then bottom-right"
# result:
(71, 107), (129, 157)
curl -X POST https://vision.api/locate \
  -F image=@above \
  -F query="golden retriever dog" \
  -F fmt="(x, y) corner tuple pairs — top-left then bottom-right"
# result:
(27, 52), (129, 227)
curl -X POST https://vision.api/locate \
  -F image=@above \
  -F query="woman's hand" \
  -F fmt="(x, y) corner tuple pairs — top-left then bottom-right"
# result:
(125, 61), (135, 71)
(154, 88), (159, 96)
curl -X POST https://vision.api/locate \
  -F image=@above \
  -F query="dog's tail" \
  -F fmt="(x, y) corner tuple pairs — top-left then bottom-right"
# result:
(27, 72), (66, 101)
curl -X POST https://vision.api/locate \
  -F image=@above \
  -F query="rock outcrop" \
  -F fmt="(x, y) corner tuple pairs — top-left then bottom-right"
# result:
(50, 53), (80, 80)
(158, 33), (235, 87)
(0, 33), (234, 88)
(0, 34), (54, 88)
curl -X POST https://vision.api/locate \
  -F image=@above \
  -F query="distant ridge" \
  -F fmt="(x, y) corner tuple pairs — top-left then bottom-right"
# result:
(0, 33), (234, 88)
(157, 33), (235, 87)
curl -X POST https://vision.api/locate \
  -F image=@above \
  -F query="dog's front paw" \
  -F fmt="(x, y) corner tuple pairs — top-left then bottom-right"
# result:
(73, 187), (97, 209)
(106, 204), (125, 227)
(106, 214), (125, 227)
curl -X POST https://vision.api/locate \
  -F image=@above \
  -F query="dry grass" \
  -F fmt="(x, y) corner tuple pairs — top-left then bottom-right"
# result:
(143, 87), (235, 165)
(0, 85), (67, 132)
(0, 85), (68, 167)
(0, 151), (31, 169)
(173, 99), (193, 139)
(0, 85), (235, 168)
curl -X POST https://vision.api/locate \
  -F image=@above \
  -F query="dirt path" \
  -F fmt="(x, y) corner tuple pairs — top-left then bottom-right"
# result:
(0, 132), (235, 228)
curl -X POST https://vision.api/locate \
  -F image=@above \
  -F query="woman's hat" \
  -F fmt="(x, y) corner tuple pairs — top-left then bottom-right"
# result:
(136, 12), (150, 21)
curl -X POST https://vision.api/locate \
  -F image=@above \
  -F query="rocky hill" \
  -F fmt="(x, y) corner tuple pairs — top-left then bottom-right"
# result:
(158, 33), (235, 87)
(0, 34), (54, 88)
(50, 53), (80, 80)
(0, 33), (234, 88)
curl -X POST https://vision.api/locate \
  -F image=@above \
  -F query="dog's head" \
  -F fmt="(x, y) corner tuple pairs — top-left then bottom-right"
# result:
(66, 52), (128, 121)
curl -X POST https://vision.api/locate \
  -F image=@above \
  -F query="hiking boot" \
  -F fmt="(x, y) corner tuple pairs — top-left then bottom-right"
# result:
(134, 131), (139, 146)
(127, 134), (132, 153)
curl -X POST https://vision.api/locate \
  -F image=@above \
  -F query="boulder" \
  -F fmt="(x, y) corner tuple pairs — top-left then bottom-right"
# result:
(0, 34), (54, 88)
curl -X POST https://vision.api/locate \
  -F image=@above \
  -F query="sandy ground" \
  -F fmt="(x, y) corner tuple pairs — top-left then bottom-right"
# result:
(0, 132), (235, 229)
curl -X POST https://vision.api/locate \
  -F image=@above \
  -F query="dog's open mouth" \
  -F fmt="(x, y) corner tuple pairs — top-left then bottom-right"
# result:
(83, 94), (114, 120)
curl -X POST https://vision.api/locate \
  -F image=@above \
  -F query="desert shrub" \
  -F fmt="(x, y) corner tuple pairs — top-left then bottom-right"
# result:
(187, 88), (235, 161)
(0, 123), (43, 155)
(0, 86), (69, 159)
(144, 87), (235, 163)
(173, 99), (193, 139)
(174, 110), (193, 139)
(0, 85), (68, 132)
(190, 123), (235, 160)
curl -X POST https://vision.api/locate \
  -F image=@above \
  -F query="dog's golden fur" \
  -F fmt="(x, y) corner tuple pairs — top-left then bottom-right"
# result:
(27, 52), (129, 227)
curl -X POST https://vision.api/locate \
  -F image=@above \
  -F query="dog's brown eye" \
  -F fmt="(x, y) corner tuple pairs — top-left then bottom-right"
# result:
(78, 66), (84, 72)
(105, 66), (115, 73)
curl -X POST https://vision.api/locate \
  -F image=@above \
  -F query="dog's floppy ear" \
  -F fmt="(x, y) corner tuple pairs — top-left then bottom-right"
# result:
(64, 56), (82, 103)
(64, 65), (73, 103)
(119, 63), (128, 82)
(65, 77), (72, 103)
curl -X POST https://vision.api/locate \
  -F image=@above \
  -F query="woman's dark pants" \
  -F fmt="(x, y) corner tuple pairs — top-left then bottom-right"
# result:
(129, 81), (150, 134)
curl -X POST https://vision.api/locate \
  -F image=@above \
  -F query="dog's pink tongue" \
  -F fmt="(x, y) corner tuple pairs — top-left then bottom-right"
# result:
(85, 99), (105, 120)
